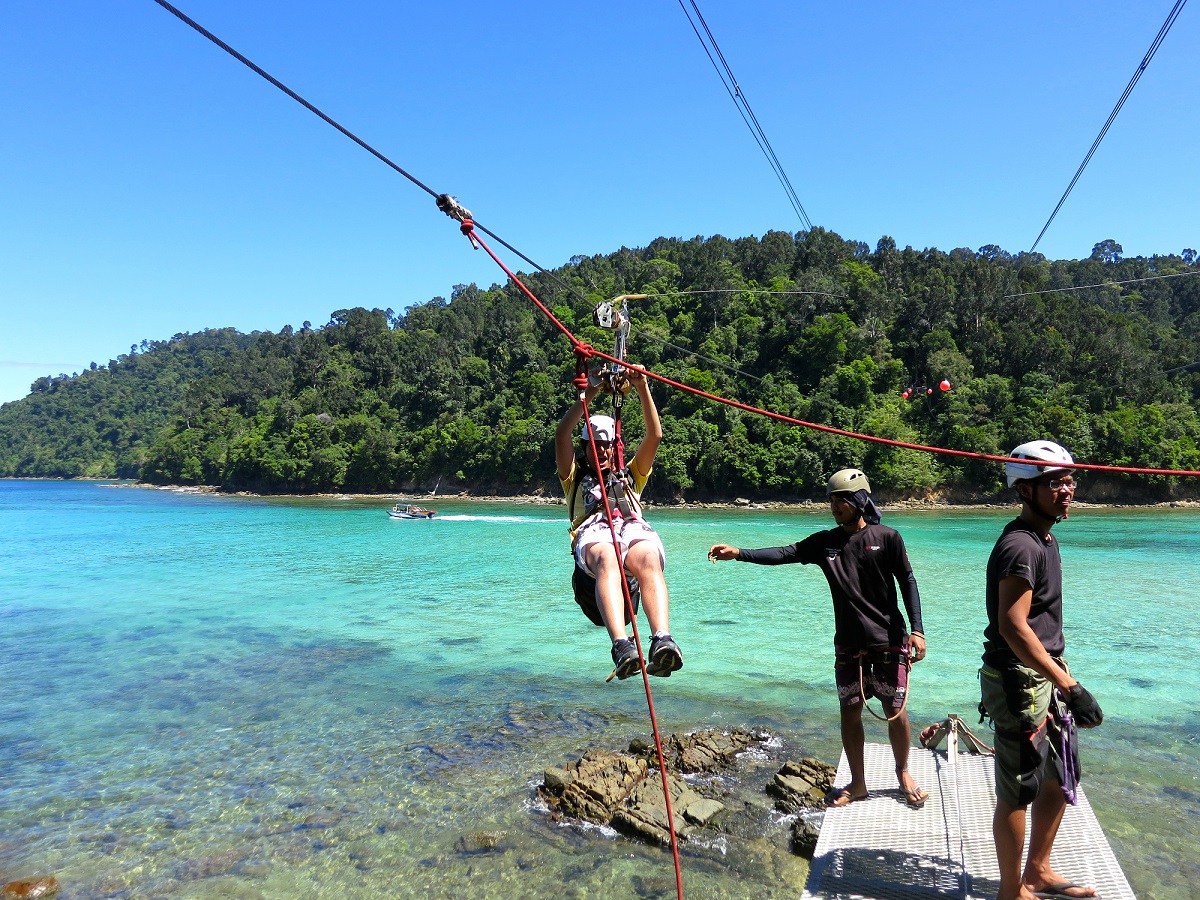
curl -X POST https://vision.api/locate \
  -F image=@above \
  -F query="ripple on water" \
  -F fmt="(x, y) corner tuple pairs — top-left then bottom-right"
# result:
(3, 487), (1199, 898)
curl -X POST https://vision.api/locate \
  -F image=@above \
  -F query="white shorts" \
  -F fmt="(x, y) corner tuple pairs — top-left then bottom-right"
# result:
(573, 516), (666, 577)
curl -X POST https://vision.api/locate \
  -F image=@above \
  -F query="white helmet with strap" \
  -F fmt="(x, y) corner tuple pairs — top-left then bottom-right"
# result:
(1006, 440), (1074, 487)
(580, 414), (617, 442)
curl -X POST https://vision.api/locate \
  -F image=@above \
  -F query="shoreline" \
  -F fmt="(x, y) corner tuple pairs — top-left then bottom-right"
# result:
(94, 480), (1200, 511)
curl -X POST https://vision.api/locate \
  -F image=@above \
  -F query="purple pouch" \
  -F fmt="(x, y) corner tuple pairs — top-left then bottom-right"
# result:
(1055, 700), (1080, 806)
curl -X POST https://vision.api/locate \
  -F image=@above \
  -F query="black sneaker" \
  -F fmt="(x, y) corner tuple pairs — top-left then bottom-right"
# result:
(610, 638), (641, 680)
(647, 634), (683, 677)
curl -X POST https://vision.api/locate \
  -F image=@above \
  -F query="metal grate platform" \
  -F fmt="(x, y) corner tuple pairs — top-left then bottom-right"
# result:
(802, 743), (1136, 899)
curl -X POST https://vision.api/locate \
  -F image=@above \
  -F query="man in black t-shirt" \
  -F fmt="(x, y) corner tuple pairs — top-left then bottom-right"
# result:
(709, 468), (928, 810)
(980, 440), (1103, 900)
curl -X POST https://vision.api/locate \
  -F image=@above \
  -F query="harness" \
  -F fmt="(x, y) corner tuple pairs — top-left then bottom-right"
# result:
(838, 645), (913, 722)
(568, 466), (640, 544)
(568, 294), (645, 545)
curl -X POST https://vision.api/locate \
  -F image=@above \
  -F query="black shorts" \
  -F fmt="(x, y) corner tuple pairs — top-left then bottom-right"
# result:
(572, 565), (641, 627)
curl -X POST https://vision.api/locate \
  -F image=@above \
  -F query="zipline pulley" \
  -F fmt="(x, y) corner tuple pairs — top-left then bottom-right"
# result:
(590, 294), (646, 406)
(436, 193), (473, 223)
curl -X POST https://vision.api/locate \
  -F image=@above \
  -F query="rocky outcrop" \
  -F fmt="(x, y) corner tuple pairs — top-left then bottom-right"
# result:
(615, 768), (734, 844)
(765, 757), (838, 857)
(546, 748), (649, 823)
(767, 758), (836, 813)
(649, 727), (761, 774)
(539, 730), (765, 836)
(540, 728), (833, 851)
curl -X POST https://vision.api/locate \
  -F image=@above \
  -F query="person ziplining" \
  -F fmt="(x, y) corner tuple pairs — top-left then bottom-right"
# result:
(554, 363), (684, 681)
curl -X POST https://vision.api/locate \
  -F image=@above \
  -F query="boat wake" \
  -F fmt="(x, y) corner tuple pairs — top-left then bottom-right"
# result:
(431, 514), (561, 524)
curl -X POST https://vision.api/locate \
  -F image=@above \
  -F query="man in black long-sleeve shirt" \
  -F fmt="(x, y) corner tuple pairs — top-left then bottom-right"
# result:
(709, 468), (928, 809)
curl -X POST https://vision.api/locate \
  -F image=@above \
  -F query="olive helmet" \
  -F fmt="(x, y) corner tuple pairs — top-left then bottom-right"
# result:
(826, 468), (870, 495)
(1005, 440), (1074, 487)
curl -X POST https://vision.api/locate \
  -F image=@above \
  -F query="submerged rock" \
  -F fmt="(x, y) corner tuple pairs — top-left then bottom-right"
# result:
(454, 830), (508, 854)
(1, 879), (59, 899)
(791, 815), (822, 858)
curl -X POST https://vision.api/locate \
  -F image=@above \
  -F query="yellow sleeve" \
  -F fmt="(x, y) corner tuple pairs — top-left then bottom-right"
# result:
(559, 460), (577, 499)
(627, 457), (651, 494)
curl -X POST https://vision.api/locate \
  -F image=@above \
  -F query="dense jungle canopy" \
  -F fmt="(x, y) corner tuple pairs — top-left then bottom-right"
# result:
(2, 230), (1199, 502)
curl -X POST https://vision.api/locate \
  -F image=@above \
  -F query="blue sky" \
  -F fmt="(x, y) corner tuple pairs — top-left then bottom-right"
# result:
(2, 1), (1196, 405)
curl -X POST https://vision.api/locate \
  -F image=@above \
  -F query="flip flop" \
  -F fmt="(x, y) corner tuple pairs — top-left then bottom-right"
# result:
(1033, 883), (1096, 899)
(825, 787), (869, 808)
(902, 786), (928, 809)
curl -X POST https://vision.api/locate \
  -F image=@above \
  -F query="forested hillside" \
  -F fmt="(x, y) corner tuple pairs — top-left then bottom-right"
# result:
(2, 230), (1199, 501)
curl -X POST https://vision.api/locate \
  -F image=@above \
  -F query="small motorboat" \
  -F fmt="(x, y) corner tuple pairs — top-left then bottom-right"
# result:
(388, 503), (437, 519)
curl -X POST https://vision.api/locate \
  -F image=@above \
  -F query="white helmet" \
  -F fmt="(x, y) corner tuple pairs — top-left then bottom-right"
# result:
(580, 414), (617, 442)
(1006, 440), (1074, 487)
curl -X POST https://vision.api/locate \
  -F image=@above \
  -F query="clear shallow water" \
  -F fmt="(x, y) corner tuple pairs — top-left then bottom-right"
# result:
(1, 481), (1197, 898)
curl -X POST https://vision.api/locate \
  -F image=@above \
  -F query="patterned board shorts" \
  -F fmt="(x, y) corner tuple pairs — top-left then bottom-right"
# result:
(979, 661), (1065, 807)
(835, 641), (911, 710)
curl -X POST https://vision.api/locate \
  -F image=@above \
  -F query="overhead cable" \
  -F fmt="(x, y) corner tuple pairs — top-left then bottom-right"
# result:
(1030, 0), (1189, 253)
(149, 0), (590, 306)
(676, 0), (813, 231)
(1005, 267), (1200, 298)
(629, 325), (763, 381)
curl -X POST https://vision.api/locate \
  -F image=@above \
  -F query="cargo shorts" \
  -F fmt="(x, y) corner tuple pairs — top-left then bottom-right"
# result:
(979, 661), (1065, 807)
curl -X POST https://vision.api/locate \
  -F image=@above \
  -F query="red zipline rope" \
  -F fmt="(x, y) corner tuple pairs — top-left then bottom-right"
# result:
(460, 219), (1200, 479)
(577, 386), (685, 900)
(458, 216), (1200, 900)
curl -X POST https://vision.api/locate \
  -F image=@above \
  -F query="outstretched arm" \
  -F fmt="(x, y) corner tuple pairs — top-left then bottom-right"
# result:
(555, 381), (602, 480)
(627, 367), (661, 475)
(710, 543), (804, 564)
(708, 544), (742, 562)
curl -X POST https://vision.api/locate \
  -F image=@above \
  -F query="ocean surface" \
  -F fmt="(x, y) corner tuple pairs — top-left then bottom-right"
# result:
(1, 480), (1197, 899)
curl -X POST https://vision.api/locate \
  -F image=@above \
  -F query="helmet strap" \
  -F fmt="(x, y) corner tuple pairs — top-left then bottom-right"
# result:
(1017, 482), (1063, 529)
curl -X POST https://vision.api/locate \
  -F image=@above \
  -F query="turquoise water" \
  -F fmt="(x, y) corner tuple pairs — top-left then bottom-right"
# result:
(1, 481), (1197, 898)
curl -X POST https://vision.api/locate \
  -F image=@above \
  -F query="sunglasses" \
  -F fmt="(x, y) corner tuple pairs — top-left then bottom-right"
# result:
(1041, 478), (1077, 492)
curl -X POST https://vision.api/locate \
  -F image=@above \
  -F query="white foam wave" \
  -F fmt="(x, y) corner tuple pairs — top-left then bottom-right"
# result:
(429, 514), (562, 524)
